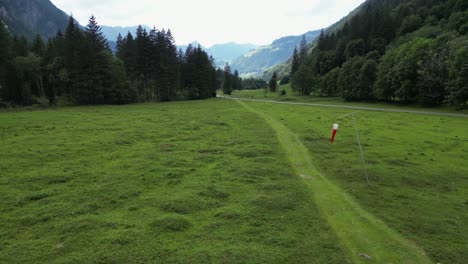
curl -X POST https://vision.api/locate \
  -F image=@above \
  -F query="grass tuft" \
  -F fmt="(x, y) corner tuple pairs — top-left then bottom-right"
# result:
(150, 215), (192, 232)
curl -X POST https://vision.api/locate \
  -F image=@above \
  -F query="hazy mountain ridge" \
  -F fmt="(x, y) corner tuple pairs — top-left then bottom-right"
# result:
(231, 30), (321, 77)
(101, 25), (151, 42)
(175, 42), (258, 69)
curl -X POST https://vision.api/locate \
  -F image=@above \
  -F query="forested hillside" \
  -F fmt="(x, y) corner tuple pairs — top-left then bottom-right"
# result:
(0, 17), (221, 107)
(287, 0), (467, 107)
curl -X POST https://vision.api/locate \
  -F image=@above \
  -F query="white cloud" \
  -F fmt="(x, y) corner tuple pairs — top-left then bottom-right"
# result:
(50, 0), (365, 47)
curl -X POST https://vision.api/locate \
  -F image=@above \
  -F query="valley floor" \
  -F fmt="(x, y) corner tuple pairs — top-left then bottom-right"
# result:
(0, 98), (466, 263)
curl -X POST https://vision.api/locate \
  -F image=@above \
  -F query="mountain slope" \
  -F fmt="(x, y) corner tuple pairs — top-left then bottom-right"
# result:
(231, 30), (321, 77)
(263, 4), (365, 80)
(208, 42), (257, 61)
(0, 0), (70, 39)
(207, 43), (257, 69)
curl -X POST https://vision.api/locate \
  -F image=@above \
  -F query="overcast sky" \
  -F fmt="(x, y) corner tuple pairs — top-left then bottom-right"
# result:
(50, 0), (365, 47)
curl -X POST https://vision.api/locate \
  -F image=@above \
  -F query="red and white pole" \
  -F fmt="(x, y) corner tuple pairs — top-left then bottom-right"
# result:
(330, 124), (339, 143)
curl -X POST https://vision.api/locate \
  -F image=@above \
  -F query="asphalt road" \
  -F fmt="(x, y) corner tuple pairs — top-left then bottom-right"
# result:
(217, 95), (468, 118)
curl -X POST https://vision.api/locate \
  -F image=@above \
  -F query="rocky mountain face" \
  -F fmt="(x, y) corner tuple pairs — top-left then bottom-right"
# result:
(0, 0), (69, 39)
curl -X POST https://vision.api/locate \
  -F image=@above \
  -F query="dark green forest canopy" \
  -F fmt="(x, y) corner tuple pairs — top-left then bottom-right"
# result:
(289, 0), (467, 107)
(0, 16), (221, 107)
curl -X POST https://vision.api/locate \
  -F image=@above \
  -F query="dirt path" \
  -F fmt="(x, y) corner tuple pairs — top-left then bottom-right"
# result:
(219, 95), (468, 118)
(238, 100), (432, 264)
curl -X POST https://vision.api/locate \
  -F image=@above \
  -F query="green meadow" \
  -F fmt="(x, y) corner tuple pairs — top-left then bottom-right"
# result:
(0, 100), (348, 263)
(231, 84), (468, 115)
(239, 99), (467, 263)
(1, 98), (467, 263)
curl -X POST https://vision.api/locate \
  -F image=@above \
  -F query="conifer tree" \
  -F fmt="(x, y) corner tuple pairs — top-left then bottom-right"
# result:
(292, 65), (313, 96)
(75, 15), (112, 104)
(299, 35), (307, 64)
(116, 33), (123, 52)
(291, 47), (300, 78)
(0, 21), (10, 96)
(233, 70), (241, 91)
(32, 34), (45, 57)
(64, 16), (84, 97)
(269, 71), (278, 92)
(223, 63), (232, 95)
(85, 15), (107, 51)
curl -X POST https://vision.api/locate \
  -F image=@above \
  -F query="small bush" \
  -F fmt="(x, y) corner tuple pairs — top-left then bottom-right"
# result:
(0, 98), (13, 108)
(55, 96), (75, 107)
(32, 97), (50, 108)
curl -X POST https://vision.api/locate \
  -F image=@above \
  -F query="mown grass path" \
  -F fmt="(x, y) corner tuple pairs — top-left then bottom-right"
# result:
(238, 100), (433, 264)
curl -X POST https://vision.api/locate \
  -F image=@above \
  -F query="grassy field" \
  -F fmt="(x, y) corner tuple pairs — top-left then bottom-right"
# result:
(0, 100), (348, 263)
(239, 100), (468, 263)
(1, 98), (467, 263)
(230, 84), (468, 115)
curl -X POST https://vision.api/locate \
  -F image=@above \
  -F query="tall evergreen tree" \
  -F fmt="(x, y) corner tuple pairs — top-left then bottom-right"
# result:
(292, 65), (314, 96)
(233, 70), (241, 91)
(0, 21), (10, 97)
(31, 34), (45, 57)
(269, 71), (278, 92)
(75, 15), (112, 104)
(299, 35), (307, 64)
(64, 16), (84, 98)
(223, 63), (232, 95)
(85, 15), (107, 51)
(291, 47), (300, 78)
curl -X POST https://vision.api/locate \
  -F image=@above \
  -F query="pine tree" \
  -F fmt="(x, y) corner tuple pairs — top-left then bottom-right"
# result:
(233, 70), (241, 91)
(292, 65), (314, 96)
(85, 15), (107, 52)
(223, 63), (232, 95)
(269, 71), (278, 92)
(291, 47), (300, 78)
(135, 25), (152, 101)
(117, 32), (137, 80)
(12, 36), (29, 57)
(0, 21), (10, 97)
(74, 15), (111, 104)
(64, 16), (84, 98)
(116, 33), (123, 52)
(32, 34), (45, 57)
(299, 35), (307, 64)
(317, 29), (326, 50)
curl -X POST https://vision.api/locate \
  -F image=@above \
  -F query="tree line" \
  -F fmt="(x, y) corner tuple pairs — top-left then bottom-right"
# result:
(0, 16), (221, 107)
(289, 0), (467, 107)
